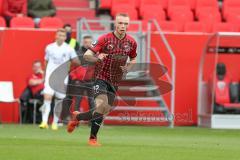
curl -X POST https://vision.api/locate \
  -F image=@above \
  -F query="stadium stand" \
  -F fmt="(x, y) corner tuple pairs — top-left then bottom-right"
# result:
(10, 17), (35, 28)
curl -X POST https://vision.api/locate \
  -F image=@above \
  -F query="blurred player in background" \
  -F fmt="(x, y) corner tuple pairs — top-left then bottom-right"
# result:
(67, 13), (137, 146)
(39, 28), (80, 130)
(68, 35), (95, 112)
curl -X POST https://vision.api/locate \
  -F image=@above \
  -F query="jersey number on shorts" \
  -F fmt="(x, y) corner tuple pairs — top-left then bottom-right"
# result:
(93, 85), (100, 94)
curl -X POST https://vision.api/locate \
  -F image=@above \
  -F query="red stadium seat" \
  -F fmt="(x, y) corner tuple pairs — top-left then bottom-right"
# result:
(134, 0), (141, 9)
(10, 17), (35, 28)
(197, 11), (221, 32)
(212, 23), (237, 33)
(142, 20), (179, 32)
(127, 22), (142, 32)
(184, 22), (207, 33)
(222, 0), (240, 19)
(112, 0), (135, 7)
(195, 6), (220, 18)
(188, 0), (197, 10)
(111, 0), (137, 18)
(214, 64), (240, 112)
(160, 0), (169, 9)
(215, 78), (231, 105)
(140, 0), (166, 8)
(170, 10), (194, 31)
(0, 16), (6, 27)
(197, 9), (221, 21)
(142, 10), (166, 21)
(168, 6), (192, 17)
(53, 0), (89, 8)
(158, 21), (179, 32)
(198, 11), (221, 23)
(168, 0), (191, 16)
(99, 0), (112, 9)
(111, 0), (135, 15)
(195, 0), (219, 16)
(139, 0), (164, 17)
(111, 7), (138, 20)
(226, 13), (240, 25)
(39, 17), (64, 29)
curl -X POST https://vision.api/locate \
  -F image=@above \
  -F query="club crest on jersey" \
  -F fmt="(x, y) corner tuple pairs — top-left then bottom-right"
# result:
(91, 40), (98, 47)
(107, 43), (114, 50)
(123, 44), (131, 52)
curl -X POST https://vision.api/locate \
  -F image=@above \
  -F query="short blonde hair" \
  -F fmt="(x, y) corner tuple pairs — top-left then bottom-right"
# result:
(56, 28), (67, 34)
(115, 13), (130, 19)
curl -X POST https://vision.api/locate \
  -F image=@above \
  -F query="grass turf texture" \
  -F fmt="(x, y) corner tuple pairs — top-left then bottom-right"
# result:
(0, 125), (239, 160)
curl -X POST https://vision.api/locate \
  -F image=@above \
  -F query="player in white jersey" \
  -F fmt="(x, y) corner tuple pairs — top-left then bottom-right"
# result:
(39, 28), (80, 130)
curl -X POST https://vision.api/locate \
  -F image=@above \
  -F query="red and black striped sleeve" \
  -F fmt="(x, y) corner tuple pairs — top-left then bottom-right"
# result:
(89, 35), (105, 54)
(129, 40), (137, 59)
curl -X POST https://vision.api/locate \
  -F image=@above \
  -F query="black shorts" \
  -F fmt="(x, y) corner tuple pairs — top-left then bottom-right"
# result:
(93, 79), (118, 106)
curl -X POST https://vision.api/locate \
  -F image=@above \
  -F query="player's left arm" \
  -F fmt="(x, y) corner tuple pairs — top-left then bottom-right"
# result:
(121, 41), (137, 73)
(69, 48), (81, 66)
(121, 57), (136, 73)
(71, 57), (81, 66)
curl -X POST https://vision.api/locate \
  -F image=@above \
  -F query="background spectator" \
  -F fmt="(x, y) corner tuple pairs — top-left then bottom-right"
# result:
(27, 0), (56, 27)
(63, 24), (80, 51)
(20, 60), (44, 123)
(3, 0), (27, 26)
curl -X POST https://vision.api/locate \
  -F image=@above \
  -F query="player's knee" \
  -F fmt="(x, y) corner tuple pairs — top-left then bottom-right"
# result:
(102, 104), (111, 115)
(95, 101), (111, 115)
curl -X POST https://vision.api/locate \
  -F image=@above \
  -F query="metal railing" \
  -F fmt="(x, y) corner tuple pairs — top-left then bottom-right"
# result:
(147, 19), (176, 128)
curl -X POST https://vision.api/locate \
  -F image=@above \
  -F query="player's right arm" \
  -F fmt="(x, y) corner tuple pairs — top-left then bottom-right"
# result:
(43, 46), (50, 79)
(83, 35), (107, 63)
(84, 50), (107, 63)
(43, 60), (47, 79)
(28, 78), (44, 86)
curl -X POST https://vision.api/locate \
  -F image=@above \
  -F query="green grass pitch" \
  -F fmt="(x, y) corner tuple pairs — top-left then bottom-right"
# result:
(0, 124), (240, 160)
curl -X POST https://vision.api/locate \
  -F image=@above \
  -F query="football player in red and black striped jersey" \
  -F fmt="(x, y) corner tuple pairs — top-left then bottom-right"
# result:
(67, 13), (137, 146)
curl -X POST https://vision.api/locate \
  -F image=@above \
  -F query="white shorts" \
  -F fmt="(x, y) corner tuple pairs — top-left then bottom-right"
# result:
(43, 75), (66, 99)
(43, 85), (66, 99)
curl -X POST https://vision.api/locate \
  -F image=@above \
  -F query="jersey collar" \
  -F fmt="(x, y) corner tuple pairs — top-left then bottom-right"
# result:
(112, 32), (126, 40)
